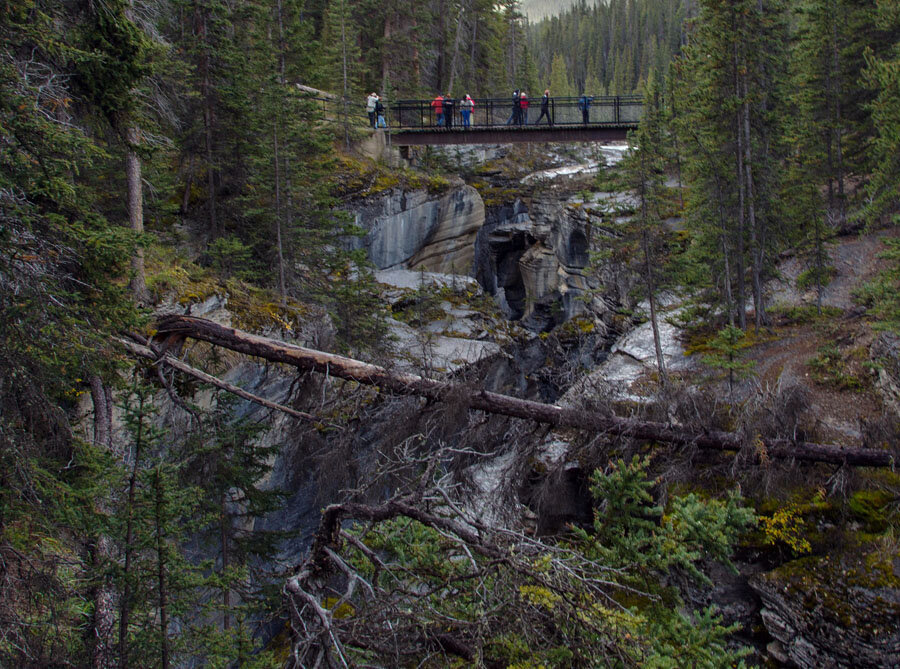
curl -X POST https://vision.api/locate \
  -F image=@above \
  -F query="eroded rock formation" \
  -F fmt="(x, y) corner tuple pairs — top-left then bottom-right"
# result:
(348, 183), (485, 274)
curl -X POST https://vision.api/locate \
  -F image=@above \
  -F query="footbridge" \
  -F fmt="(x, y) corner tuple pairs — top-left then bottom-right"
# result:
(386, 95), (642, 145)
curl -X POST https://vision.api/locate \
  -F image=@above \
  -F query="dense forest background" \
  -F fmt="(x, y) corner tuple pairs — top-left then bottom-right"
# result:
(1, 0), (899, 665)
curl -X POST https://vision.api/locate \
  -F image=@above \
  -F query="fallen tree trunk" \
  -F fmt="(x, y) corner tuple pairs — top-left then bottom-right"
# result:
(119, 338), (335, 427)
(152, 315), (895, 468)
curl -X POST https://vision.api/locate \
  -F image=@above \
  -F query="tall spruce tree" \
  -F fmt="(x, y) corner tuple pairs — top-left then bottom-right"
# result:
(673, 0), (788, 328)
(181, 394), (286, 641)
(616, 73), (673, 383)
(861, 0), (900, 223)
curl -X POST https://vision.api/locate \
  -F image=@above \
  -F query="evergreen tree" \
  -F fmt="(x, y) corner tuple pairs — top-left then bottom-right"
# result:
(702, 325), (756, 394)
(861, 0), (900, 223)
(181, 394), (286, 643)
(548, 52), (573, 97)
(673, 0), (789, 328)
(0, 4), (142, 661)
(616, 73), (673, 383)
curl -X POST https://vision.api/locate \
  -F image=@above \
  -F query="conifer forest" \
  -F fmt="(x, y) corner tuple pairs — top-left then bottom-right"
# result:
(2, 0), (900, 666)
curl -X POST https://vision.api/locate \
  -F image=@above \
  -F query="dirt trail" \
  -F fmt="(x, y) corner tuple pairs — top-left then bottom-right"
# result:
(744, 229), (898, 444)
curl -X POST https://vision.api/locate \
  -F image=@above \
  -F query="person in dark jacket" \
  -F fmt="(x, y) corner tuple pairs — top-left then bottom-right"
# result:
(375, 97), (386, 128)
(535, 89), (552, 125)
(578, 93), (593, 124)
(506, 89), (520, 125)
(443, 94), (454, 129)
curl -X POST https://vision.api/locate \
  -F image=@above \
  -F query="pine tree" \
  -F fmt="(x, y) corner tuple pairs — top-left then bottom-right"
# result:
(616, 73), (673, 383)
(548, 52), (573, 97)
(317, 0), (363, 145)
(861, 0), (900, 223)
(181, 394), (286, 642)
(673, 0), (789, 329)
(702, 325), (756, 394)
(0, 5), (142, 661)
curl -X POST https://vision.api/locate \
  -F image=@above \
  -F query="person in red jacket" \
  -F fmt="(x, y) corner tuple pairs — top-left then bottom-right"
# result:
(519, 91), (529, 125)
(431, 94), (444, 126)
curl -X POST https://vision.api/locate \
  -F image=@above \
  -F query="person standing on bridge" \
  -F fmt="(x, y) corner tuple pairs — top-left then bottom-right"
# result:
(366, 92), (378, 128)
(578, 93), (593, 124)
(536, 89), (552, 126)
(431, 94), (444, 126)
(443, 94), (454, 129)
(519, 91), (529, 125)
(460, 94), (474, 128)
(506, 89), (520, 125)
(375, 96), (386, 128)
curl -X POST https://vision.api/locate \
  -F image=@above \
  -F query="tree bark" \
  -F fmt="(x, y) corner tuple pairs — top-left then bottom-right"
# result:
(273, 122), (286, 303)
(637, 149), (666, 385)
(154, 467), (170, 669)
(221, 491), (230, 631)
(150, 315), (896, 468)
(180, 154), (194, 215)
(446, 4), (466, 94)
(88, 377), (117, 668)
(687, 128), (734, 325)
(275, 0), (287, 304)
(197, 3), (217, 237)
(119, 393), (145, 669)
(741, 60), (763, 328)
(126, 126), (149, 304)
(733, 37), (747, 330)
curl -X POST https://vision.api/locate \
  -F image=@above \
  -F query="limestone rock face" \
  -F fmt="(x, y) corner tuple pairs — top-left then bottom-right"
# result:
(349, 184), (485, 275)
(751, 555), (900, 668)
(474, 197), (606, 330)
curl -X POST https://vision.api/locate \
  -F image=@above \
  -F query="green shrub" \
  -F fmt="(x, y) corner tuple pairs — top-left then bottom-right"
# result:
(797, 264), (837, 291)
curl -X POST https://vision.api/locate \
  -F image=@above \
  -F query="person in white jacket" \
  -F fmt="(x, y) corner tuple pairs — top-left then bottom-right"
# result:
(460, 94), (475, 128)
(366, 92), (378, 127)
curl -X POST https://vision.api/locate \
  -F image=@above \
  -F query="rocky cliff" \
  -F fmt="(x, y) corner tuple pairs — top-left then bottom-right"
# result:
(346, 182), (485, 275)
(751, 553), (900, 668)
(348, 180), (633, 333)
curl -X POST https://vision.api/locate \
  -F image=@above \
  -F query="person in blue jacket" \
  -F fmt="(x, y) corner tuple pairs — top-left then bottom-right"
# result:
(578, 93), (593, 124)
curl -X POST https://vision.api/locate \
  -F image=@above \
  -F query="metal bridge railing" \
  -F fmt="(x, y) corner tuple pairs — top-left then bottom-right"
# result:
(292, 91), (644, 134)
(388, 96), (643, 130)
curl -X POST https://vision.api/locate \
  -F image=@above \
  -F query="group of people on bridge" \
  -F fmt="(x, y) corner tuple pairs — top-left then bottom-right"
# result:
(429, 93), (476, 128)
(503, 89), (551, 126)
(366, 88), (600, 129)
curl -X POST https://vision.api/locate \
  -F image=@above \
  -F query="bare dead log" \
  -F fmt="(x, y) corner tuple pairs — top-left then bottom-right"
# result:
(118, 338), (337, 428)
(153, 315), (895, 468)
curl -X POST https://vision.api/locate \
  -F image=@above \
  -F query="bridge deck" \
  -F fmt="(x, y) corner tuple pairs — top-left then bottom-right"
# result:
(390, 125), (632, 145)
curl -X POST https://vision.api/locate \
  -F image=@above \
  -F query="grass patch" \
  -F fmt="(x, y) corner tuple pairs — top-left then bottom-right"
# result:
(767, 303), (844, 325)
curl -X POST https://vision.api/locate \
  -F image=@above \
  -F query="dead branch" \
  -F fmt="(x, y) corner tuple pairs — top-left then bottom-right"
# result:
(153, 316), (895, 468)
(118, 338), (338, 428)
